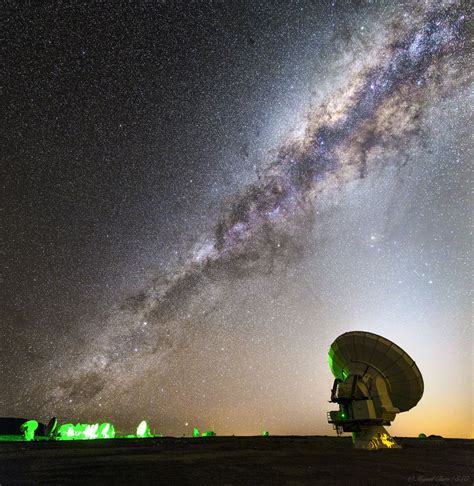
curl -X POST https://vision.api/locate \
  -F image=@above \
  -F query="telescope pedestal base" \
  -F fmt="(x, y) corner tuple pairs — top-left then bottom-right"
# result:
(352, 426), (401, 450)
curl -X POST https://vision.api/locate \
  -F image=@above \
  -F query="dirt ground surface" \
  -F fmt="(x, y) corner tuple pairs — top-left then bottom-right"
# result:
(0, 435), (472, 485)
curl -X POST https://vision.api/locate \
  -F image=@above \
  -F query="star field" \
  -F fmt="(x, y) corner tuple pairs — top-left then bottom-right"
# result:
(1, 1), (471, 437)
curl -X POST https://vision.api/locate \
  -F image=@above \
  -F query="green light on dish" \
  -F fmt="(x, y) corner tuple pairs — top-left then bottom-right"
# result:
(57, 422), (115, 440)
(136, 420), (151, 438)
(84, 424), (99, 440)
(98, 423), (115, 439)
(20, 420), (38, 441)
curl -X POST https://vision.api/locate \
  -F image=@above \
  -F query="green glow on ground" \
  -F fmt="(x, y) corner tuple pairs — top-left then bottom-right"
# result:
(0, 435), (25, 442)
(193, 428), (200, 438)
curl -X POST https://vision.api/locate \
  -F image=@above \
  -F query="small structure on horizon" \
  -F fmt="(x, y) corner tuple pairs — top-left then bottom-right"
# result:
(136, 420), (152, 438)
(56, 422), (115, 440)
(20, 420), (38, 441)
(201, 431), (216, 437)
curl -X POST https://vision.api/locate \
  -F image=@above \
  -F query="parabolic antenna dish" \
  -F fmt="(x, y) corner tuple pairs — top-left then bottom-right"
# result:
(328, 331), (424, 413)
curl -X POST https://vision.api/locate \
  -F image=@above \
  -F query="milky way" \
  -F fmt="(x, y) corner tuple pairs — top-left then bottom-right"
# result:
(3, 1), (471, 436)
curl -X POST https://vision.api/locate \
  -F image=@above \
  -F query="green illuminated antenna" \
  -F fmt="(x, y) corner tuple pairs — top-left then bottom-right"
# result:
(20, 420), (38, 441)
(327, 331), (424, 450)
(136, 420), (151, 438)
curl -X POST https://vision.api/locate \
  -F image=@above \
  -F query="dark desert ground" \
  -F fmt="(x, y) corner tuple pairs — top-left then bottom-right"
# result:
(1, 436), (472, 485)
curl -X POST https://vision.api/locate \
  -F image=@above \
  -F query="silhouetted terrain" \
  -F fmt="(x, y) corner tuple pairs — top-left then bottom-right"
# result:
(1, 436), (472, 485)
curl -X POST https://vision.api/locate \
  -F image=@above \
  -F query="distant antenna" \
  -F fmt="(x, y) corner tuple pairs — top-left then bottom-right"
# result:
(136, 420), (152, 438)
(327, 331), (424, 449)
(20, 420), (38, 441)
(45, 417), (58, 438)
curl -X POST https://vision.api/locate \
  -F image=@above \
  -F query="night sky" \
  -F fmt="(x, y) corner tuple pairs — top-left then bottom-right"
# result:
(1, 1), (472, 438)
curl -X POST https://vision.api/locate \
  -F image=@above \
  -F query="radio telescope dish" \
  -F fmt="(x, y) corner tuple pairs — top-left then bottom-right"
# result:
(327, 331), (424, 449)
